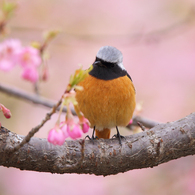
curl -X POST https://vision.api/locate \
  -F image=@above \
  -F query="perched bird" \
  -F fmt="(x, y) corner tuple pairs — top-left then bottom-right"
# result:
(75, 46), (136, 144)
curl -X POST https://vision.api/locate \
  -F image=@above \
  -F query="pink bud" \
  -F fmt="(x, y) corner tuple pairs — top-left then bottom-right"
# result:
(48, 126), (66, 145)
(82, 122), (90, 133)
(21, 67), (39, 83)
(41, 66), (49, 81)
(129, 119), (133, 125)
(67, 123), (83, 139)
(79, 116), (90, 133)
(0, 104), (11, 119)
(59, 122), (69, 139)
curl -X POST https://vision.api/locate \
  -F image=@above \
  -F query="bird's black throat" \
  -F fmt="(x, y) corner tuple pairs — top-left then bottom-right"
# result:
(89, 57), (132, 81)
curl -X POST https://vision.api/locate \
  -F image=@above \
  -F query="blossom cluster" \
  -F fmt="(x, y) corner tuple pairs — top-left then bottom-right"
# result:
(0, 39), (41, 83)
(48, 116), (90, 145)
(47, 66), (92, 146)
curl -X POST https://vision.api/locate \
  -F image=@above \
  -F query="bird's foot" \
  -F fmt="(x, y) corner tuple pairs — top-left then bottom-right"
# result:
(112, 126), (125, 145)
(112, 134), (125, 145)
(85, 135), (99, 141)
(85, 126), (99, 144)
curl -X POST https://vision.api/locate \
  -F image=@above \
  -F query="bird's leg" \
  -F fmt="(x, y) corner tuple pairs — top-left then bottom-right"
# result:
(91, 126), (98, 139)
(112, 126), (125, 145)
(85, 126), (98, 142)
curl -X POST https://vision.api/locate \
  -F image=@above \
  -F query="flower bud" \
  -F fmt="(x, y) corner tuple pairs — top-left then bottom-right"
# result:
(67, 123), (83, 139)
(79, 117), (90, 133)
(0, 104), (11, 118)
(21, 67), (39, 83)
(48, 125), (66, 145)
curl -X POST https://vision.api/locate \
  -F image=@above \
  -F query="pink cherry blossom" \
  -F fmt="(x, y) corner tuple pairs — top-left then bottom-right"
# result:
(0, 104), (11, 119)
(79, 117), (90, 133)
(17, 46), (41, 83)
(59, 122), (69, 139)
(17, 46), (41, 68)
(67, 123), (83, 139)
(65, 111), (83, 139)
(48, 126), (66, 146)
(82, 122), (90, 133)
(0, 39), (22, 71)
(0, 39), (42, 83)
(21, 67), (39, 83)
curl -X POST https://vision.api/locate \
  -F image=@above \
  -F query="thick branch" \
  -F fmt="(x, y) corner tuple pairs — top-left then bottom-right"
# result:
(0, 113), (195, 176)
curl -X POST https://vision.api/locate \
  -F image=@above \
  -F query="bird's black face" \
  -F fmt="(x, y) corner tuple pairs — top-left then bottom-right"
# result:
(93, 57), (116, 68)
(89, 57), (127, 81)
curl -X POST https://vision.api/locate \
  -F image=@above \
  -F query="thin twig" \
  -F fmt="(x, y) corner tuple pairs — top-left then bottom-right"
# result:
(137, 121), (146, 131)
(0, 21), (6, 34)
(34, 82), (40, 95)
(130, 115), (160, 129)
(9, 96), (63, 153)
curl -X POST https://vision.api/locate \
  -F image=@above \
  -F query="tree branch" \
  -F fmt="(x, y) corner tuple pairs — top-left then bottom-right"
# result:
(0, 83), (70, 113)
(130, 115), (160, 129)
(1, 112), (195, 176)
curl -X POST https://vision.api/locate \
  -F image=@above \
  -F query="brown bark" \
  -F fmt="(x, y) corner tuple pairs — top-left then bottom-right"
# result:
(0, 112), (195, 176)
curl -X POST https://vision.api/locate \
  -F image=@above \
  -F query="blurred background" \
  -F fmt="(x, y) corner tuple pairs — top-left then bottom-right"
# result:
(1, 0), (195, 194)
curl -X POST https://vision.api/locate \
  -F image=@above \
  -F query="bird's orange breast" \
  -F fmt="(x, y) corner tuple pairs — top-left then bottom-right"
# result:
(75, 75), (136, 131)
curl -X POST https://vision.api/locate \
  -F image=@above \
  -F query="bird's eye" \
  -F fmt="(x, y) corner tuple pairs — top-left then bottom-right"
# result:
(102, 61), (115, 68)
(95, 57), (116, 68)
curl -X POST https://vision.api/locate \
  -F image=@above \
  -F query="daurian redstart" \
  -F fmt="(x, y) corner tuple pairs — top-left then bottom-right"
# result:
(76, 46), (136, 144)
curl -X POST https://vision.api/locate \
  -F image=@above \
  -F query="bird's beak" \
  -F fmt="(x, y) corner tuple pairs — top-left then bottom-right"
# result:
(93, 61), (106, 67)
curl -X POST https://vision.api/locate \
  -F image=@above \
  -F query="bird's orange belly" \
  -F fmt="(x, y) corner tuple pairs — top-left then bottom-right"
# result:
(75, 75), (136, 131)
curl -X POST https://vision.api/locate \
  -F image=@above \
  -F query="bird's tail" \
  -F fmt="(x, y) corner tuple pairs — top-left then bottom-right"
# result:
(95, 128), (111, 139)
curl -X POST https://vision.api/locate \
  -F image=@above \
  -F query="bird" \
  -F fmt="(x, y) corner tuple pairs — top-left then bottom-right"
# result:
(75, 46), (136, 144)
